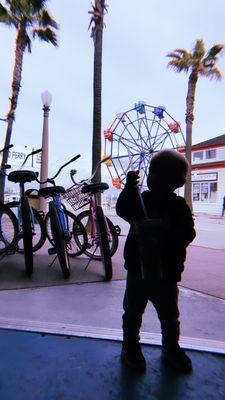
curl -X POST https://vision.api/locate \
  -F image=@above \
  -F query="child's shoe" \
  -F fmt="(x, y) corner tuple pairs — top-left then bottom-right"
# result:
(121, 342), (146, 372)
(162, 346), (192, 372)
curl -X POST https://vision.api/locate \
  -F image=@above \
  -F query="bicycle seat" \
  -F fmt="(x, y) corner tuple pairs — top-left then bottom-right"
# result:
(8, 170), (38, 184)
(81, 182), (109, 194)
(38, 186), (66, 198)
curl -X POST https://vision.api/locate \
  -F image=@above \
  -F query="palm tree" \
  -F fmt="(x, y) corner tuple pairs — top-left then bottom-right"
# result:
(88, 1), (108, 186)
(0, 0), (59, 200)
(167, 39), (223, 211)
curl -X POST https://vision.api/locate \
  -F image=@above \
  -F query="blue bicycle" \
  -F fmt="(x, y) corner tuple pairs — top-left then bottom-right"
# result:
(7, 148), (43, 276)
(38, 154), (88, 278)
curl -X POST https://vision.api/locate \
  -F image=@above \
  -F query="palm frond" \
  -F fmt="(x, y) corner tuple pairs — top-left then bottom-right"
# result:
(203, 67), (222, 80)
(7, 0), (24, 16)
(198, 64), (210, 75)
(172, 48), (192, 58)
(166, 47), (192, 72)
(167, 59), (190, 73)
(205, 44), (224, 59)
(29, 0), (48, 13)
(0, 3), (17, 26)
(23, 32), (32, 53)
(88, 0), (107, 31)
(166, 52), (182, 60)
(193, 39), (205, 60)
(202, 59), (214, 69)
(32, 27), (58, 46)
(38, 9), (59, 29)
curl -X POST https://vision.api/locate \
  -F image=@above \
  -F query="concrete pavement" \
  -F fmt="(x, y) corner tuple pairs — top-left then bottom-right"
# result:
(0, 213), (225, 297)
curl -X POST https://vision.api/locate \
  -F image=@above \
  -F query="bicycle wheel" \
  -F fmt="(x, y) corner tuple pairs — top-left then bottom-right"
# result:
(45, 209), (88, 257)
(75, 210), (118, 260)
(21, 196), (33, 276)
(0, 202), (18, 254)
(95, 205), (112, 281)
(7, 201), (46, 252)
(49, 201), (70, 278)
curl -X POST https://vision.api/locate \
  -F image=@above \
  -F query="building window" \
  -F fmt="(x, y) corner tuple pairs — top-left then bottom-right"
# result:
(205, 149), (216, 159)
(193, 183), (200, 201)
(209, 182), (217, 202)
(201, 182), (209, 201)
(192, 181), (217, 203)
(193, 151), (203, 161)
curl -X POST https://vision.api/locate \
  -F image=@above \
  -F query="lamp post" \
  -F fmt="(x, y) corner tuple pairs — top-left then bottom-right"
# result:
(39, 90), (52, 212)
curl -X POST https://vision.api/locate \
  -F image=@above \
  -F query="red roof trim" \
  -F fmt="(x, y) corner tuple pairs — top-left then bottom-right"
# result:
(192, 143), (225, 151)
(192, 162), (225, 170)
(178, 143), (225, 153)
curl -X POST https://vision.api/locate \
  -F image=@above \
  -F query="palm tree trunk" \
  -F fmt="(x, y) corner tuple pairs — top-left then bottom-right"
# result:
(184, 72), (198, 213)
(0, 26), (25, 201)
(92, 1), (105, 205)
(92, 26), (102, 184)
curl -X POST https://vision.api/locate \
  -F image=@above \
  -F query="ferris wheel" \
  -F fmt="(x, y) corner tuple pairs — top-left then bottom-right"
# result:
(103, 101), (186, 191)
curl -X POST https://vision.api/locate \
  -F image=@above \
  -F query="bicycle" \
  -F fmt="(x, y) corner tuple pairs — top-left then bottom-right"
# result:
(7, 185), (46, 254)
(6, 148), (45, 276)
(0, 144), (19, 255)
(63, 157), (119, 281)
(6, 150), (46, 255)
(38, 155), (88, 278)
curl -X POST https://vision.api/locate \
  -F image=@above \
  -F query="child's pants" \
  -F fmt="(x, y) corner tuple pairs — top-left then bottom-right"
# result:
(123, 270), (180, 350)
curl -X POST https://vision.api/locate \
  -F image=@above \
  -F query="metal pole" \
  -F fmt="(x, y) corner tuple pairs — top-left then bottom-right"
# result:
(39, 104), (50, 213)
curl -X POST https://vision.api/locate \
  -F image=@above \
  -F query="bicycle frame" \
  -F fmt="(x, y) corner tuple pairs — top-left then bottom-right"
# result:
(37, 153), (81, 237)
(89, 194), (98, 240)
(88, 191), (111, 246)
(53, 194), (69, 241)
(70, 157), (112, 247)
(17, 181), (35, 235)
(4, 147), (43, 236)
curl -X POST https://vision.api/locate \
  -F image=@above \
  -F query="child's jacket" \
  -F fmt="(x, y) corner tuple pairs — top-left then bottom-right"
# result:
(116, 186), (196, 282)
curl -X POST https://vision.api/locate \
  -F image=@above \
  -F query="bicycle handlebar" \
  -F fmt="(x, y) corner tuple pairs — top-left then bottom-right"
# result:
(20, 147), (42, 169)
(37, 154), (81, 185)
(91, 156), (111, 181)
(0, 144), (13, 154)
(70, 155), (111, 185)
(31, 148), (42, 156)
(0, 147), (43, 176)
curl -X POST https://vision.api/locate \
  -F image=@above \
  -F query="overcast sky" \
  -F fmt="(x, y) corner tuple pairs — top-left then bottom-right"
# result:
(0, 0), (225, 186)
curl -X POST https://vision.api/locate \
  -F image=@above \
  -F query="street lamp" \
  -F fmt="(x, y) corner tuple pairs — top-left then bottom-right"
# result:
(39, 90), (52, 212)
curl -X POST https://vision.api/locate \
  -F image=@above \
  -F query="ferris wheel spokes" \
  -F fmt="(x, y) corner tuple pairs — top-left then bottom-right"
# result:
(104, 102), (186, 191)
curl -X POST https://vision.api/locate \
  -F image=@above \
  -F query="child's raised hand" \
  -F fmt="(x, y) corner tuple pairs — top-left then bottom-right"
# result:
(126, 170), (140, 188)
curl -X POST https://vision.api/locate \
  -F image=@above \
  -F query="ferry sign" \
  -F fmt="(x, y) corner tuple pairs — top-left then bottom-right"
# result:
(3, 145), (41, 169)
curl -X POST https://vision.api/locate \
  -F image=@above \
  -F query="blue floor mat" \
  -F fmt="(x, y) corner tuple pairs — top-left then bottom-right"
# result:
(0, 328), (224, 400)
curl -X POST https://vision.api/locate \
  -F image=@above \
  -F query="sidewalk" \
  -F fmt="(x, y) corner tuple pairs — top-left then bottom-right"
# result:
(0, 212), (225, 350)
(0, 280), (225, 349)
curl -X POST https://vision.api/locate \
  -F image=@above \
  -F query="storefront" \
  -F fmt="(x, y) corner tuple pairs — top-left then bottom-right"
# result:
(191, 134), (225, 215)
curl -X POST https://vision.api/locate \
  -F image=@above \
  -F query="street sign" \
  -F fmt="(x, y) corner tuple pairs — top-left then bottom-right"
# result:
(1, 144), (41, 170)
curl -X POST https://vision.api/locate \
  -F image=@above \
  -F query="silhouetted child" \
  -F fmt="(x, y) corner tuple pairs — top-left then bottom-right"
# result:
(116, 149), (196, 372)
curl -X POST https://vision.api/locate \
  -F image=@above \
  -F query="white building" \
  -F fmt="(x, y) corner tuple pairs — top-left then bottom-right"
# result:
(190, 134), (225, 215)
